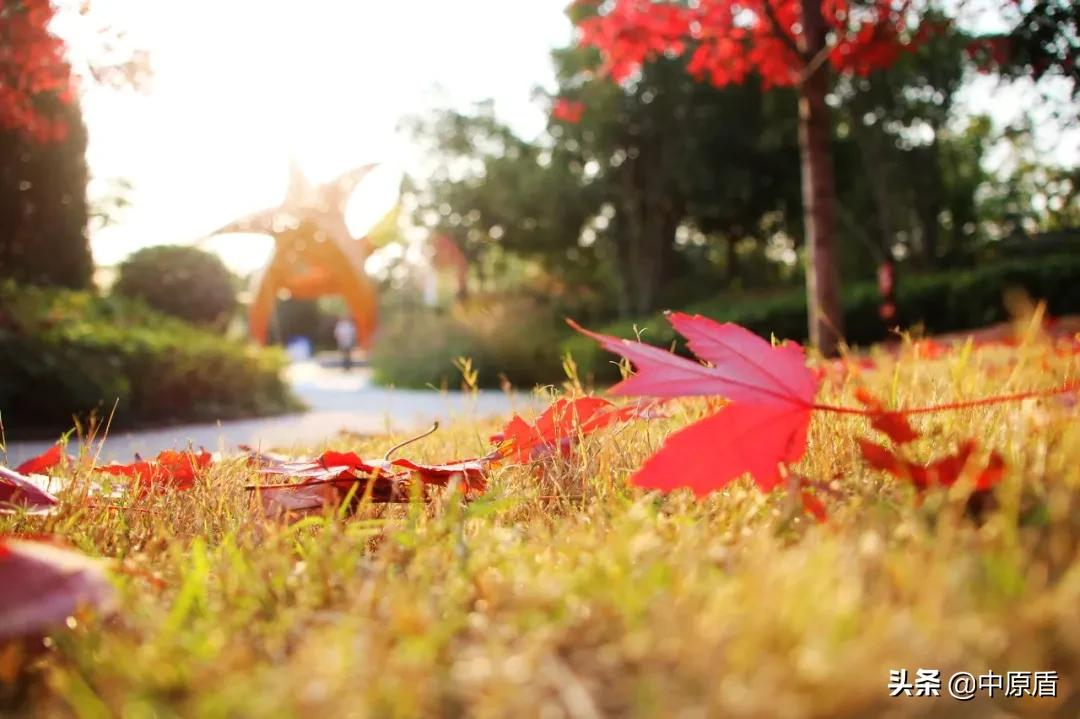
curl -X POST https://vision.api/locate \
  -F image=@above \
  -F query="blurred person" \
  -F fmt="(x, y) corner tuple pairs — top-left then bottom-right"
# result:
(334, 316), (357, 371)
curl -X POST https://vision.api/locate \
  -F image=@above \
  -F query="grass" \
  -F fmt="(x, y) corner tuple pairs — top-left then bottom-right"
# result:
(3, 321), (1080, 718)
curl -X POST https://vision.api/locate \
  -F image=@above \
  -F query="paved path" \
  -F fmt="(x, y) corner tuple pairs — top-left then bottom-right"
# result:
(3, 363), (541, 466)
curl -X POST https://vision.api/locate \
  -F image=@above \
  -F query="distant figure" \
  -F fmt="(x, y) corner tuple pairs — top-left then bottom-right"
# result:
(333, 316), (357, 371)
(285, 336), (313, 363)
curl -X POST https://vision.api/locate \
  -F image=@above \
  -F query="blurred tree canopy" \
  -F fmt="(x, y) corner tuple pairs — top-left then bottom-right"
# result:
(1, 0), (151, 291)
(401, 3), (1075, 324)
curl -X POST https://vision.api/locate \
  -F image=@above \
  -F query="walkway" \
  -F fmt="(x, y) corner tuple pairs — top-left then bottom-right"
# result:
(3, 362), (541, 466)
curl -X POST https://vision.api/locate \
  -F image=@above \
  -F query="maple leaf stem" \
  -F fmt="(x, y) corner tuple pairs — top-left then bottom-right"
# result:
(383, 422), (440, 461)
(810, 403), (870, 416)
(811, 382), (1078, 417)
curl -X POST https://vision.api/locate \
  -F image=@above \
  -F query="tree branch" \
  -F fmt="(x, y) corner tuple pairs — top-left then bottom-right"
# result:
(759, 0), (806, 63)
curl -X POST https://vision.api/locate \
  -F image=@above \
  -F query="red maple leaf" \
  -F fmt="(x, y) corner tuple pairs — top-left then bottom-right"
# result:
(570, 313), (818, 494)
(858, 438), (1005, 492)
(630, 400), (812, 495)
(98, 450), (213, 492)
(497, 397), (642, 462)
(14, 443), (65, 476)
(853, 387), (920, 444)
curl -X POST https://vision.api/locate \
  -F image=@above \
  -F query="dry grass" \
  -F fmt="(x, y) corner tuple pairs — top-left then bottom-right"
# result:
(3, 327), (1080, 718)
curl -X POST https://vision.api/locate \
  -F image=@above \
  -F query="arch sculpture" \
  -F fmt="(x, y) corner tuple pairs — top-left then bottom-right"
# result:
(207, 161), (380, 347)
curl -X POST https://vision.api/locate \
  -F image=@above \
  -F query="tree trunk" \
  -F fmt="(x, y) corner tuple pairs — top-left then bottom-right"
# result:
(798, 0), (843, 355)
(916, 132), (942, 267)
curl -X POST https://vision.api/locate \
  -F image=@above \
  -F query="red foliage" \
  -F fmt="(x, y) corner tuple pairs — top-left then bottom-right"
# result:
(576, 0), (921, 89)
(571, 313), (818, 495)
(572, 314), (1070, 503)
(801, 491), (828, 522)
(496, 396), (644, 463)
(858, 438), (1005, 491)
(247, 397), (648, 513)
(552, 98), (585, 123)
(633, 400), (812, 495)
(853, 387), (920, 444)
(14, 443), (65, 475)
(577, 0), (691, 82)
(0, 0), (74, 142)
(98, 450), (213, 492)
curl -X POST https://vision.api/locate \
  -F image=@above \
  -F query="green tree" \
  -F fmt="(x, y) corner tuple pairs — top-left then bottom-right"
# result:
(548, 47), (804, 314)
(407, 52), (805, 319)
(831, 15), (976, 270)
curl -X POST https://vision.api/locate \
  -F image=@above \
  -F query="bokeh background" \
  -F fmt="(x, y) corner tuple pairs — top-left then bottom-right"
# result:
(1, 0), (1077, 438)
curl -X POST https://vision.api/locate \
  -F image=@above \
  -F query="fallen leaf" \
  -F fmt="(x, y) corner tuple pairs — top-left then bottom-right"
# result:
(631, 400), (811, 496)
(858, 438), (1005, 491)
(97, 449), (212, 492)
(315, 451), (489, 494)
(0, 536), (114, 640)
(800, 491), (828, 522)
(569, 314), (817, 407)
(854, 387), (920, 444)
(0, 466), (59, 512)
(571, 314), (818, 495)
(856, 438), (905, 477)
(247, 445), (492, 515)
(14, 444), (65, 476)
(497, 397), (645, 463)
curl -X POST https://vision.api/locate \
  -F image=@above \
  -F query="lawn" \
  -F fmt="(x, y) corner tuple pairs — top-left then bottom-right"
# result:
(2, 318), (1079, 718)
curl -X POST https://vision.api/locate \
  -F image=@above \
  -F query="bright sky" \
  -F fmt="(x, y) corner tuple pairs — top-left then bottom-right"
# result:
(70, 1), (1077, 276)
(75, 0), (572, 273)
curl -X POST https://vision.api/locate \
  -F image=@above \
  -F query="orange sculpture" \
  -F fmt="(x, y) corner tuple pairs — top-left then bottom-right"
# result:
(208, 160), (381, 347)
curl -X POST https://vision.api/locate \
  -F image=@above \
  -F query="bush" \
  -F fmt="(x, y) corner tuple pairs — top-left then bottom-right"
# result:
(0, 282), (299, 435)
(113, 245), (237, 326)
(371, 296), (566, 389)
(563, 253), (1080, 382)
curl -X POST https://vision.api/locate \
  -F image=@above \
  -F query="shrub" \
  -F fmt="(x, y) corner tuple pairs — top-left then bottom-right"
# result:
(0, 282), (299, 434)
(563, 253), (1080, 382)
(113, 245), (237, 326)
(371, 296), (566, 390)
(372, 254), (1080, 389)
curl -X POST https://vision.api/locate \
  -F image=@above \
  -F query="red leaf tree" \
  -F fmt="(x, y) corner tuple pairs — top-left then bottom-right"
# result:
(572, 0), (925, 354)
(0, 0), (74, 143)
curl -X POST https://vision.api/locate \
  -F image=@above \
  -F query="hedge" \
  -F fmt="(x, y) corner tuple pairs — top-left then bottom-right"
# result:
(562, 253), (1080, 382)
(0, 282), (300, 435)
